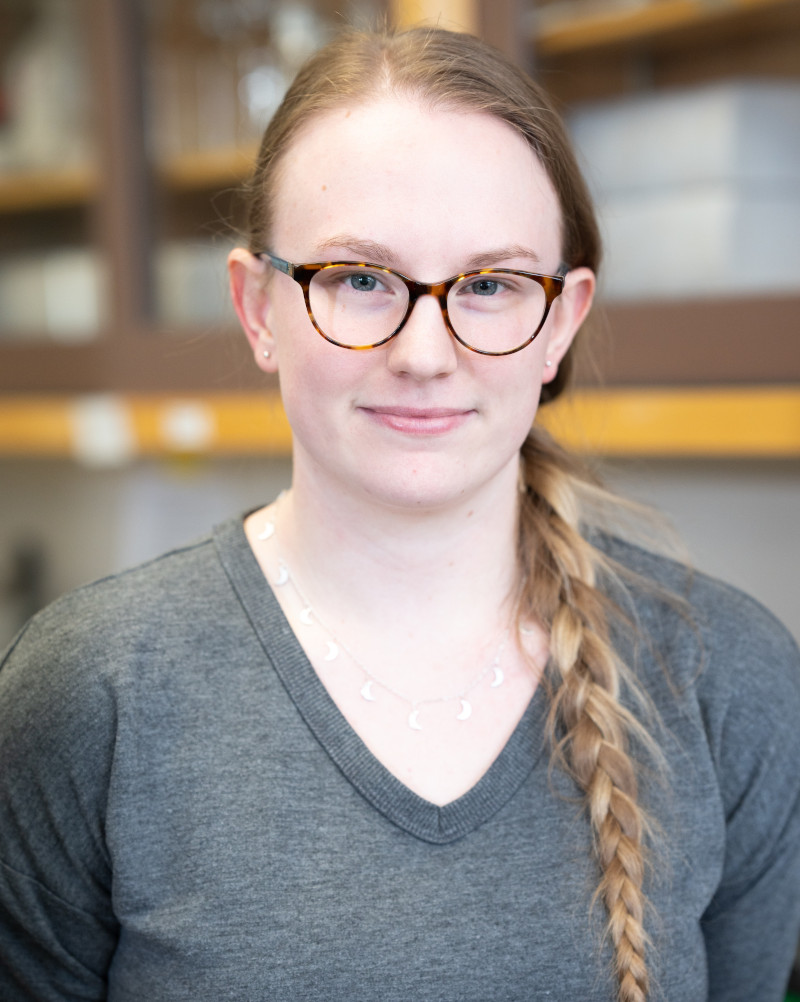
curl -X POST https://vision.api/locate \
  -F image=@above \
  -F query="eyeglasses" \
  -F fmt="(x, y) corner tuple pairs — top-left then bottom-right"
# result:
(259, 252), (566, 356)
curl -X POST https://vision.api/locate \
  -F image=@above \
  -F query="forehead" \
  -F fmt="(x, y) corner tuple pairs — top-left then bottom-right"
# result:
(270, 96), (563, 268)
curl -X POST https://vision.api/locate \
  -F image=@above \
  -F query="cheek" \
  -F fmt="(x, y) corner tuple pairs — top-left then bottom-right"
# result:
(505, 339), (547, 399)
(274, 358), (340, 461)
(511, 377), (545, 436)
(274, 334), (367, 441)
(481, 355), (546, 439)
(278, 348), (343, 409)
(266, 281), (308, 349)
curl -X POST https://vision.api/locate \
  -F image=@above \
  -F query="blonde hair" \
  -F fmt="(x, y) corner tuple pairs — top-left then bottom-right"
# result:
(245, 26), (657, 1001)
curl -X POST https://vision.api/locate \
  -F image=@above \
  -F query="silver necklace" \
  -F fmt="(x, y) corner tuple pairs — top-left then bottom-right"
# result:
(258, 516), (508, 731)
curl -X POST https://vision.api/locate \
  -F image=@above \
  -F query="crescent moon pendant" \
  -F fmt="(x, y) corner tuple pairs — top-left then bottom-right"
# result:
(257, 521), (275, 540)
(323, 641), (339, 662)
(299, 607), (314, 625)
(456, 699), (472, 721)
(360, 680), (376, 701)
(273, 564), (289, 587)
(408, 709), (423, 731)
(490, 665), (504, 688)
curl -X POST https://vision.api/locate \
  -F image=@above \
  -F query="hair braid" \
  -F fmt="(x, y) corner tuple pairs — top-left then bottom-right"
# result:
(519, 429), (655, 1002)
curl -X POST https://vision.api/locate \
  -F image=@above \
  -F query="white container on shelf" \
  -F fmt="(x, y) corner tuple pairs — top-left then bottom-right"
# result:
(568, 80), (800, 299)
(0, 249), (103, 340)
(43, 249), (104, 341)
(596, 186), (800, 299)
(570, 80), (800, 191)
(0, 257), (47, 335)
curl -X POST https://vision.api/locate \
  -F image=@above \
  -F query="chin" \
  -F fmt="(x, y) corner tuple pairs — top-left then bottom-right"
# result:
(355, 458), (510, 516)
(367, 486), (464, 514)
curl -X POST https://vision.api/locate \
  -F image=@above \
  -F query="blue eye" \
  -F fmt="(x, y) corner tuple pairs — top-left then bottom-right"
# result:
(471, 279), (499, 296)
(348, 273), (378, 292)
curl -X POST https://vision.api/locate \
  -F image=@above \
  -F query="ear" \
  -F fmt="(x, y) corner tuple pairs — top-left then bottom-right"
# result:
(228, 248), (278, 373)
(541, 266), (595, 384)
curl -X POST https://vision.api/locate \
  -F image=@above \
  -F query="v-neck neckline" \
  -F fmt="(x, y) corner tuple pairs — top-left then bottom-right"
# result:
(214, 515), (549, 844)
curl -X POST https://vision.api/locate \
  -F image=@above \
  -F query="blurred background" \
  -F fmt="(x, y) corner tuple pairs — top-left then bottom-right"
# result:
(0, 0), (799, 650)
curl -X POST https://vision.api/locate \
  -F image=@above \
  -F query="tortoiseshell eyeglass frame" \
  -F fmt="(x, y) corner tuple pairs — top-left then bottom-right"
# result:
(258, 252), (567, 357)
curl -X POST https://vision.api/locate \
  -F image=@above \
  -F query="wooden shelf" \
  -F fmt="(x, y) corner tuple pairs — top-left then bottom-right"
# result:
(591, 295), (800, 387)
(158, 145), (259, 192)
(0, 293), (797, 394)
(1, 0), (797, 404)
(0, 165), (97, 213)
(1, 386), (798, 461)
(534, 0), (800, 56)
(0, 146), (259, 216)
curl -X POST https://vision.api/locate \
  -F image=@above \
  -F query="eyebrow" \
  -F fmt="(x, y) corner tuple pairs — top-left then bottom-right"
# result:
(463, 245), (542, 269)
(314, 236), (542, 272)
(315, 236), (400, 267)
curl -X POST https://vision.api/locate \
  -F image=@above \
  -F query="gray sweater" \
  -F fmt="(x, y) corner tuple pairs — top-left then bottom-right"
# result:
(1, 516), (799, 1001)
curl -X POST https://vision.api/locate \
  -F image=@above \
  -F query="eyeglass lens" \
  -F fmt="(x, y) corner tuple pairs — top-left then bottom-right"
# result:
(308, 265), (549, 352)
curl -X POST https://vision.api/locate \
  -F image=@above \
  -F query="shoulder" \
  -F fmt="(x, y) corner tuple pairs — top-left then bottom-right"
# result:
(3, 526), (235, 651)
(596, 532), (800, 683)
(0, 522), (259, 863)
(596, 532), (800, 777)
(19, 531), (223, 640)
(0, 527), (244, 742)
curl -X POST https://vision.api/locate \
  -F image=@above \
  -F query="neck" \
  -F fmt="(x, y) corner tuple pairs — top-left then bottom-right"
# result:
(266, 465), (521, 635)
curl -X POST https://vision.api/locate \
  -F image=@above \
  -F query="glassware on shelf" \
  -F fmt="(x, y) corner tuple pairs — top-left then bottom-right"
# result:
(145, 0), (381, 327)
(0, 0), (92, 172)
(147, 0), (379, 159)
(0, 0), (99, 343)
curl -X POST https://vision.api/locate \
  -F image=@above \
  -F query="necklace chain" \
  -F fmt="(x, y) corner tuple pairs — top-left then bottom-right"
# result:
(258, 515), (508, 731)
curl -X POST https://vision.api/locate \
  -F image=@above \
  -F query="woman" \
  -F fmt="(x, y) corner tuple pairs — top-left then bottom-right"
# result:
(1, 26), (799, 1002)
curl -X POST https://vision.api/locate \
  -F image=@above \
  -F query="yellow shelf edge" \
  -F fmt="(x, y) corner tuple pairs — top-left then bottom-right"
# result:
(1, 387), (799, 461)
(0, 165), (97, 213)
(534, 0), (797, 56)
(539, 386), (800, 457)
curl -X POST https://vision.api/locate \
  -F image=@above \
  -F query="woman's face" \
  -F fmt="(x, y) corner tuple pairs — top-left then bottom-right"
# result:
(236, 96), (593, 515)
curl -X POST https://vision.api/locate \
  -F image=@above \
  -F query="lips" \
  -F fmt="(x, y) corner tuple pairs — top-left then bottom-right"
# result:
(361, 405), (473, 435)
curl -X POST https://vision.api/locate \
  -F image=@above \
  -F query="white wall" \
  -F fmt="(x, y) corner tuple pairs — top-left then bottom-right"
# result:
(1, 456), (798, 650)
(0, 457), (292, 648)
(605, 458), (800, 643)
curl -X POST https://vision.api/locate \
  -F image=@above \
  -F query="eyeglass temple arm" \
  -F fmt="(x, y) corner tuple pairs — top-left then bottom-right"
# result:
(259, 252), (294, 277)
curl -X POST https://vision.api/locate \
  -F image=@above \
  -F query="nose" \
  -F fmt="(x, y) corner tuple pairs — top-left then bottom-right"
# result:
(385, 293), (459, 380)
